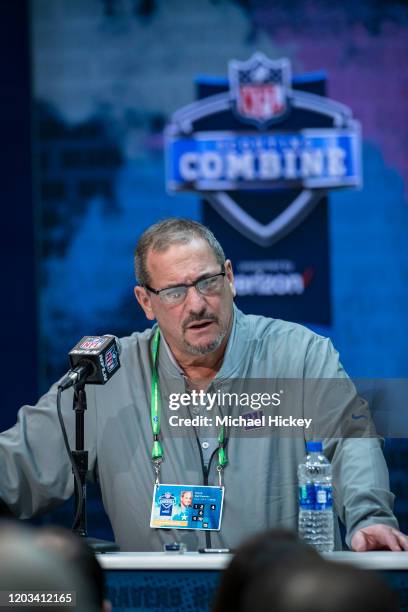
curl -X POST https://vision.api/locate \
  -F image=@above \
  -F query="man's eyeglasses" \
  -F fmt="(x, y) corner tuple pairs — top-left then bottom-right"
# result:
(144, 266), (226, 306)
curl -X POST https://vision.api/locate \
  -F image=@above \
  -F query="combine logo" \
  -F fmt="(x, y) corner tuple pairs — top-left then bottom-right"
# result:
(165, 53), (361, 247)
(159, 492), (176, 516)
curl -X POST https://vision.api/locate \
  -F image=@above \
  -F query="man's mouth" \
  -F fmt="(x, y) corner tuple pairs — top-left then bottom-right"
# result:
(186, 320), (216, 331)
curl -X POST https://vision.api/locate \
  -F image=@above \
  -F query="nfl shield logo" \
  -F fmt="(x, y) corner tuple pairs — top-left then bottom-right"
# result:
(80, 336), (106, 350)
(229, 52), (291, 127)
(104, 346), (118, 373)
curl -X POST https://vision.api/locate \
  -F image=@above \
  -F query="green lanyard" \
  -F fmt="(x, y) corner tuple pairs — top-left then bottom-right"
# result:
(150, 327), (228, 484)
(150, 328), (163, 466)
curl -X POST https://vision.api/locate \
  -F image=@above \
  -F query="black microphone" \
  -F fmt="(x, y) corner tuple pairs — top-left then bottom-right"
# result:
(58, 335), (121, 391)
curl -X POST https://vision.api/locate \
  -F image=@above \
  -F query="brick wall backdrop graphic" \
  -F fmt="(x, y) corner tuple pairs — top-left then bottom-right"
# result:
(28, 0), (408, 537)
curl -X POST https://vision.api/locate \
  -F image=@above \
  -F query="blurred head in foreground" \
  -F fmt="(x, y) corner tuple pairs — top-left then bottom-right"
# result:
(212, 529), (398, 612)
(242, 559), (398, 612)
(35, 526), (111, 612)
(212, 529), (322, 612)
(0, 521), (98, 611)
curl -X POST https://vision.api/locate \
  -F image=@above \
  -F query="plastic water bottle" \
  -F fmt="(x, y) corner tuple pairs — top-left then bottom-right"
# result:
(298, 440), (334, 552)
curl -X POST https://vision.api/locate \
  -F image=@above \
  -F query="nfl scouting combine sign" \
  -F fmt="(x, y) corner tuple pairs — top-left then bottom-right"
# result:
(165, 53), (362, 325)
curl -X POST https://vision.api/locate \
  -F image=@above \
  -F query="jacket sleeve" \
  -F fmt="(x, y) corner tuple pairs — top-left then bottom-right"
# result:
(303, 334), (398, 548)
(0, 380), (97, 518)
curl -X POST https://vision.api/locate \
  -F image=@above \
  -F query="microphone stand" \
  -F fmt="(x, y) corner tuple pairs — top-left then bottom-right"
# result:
(72, 382), (88, 537)
(71, 382), (118, 551)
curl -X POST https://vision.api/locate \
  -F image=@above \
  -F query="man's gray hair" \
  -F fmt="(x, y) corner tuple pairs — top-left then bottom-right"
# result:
(134, 218), (226, 286)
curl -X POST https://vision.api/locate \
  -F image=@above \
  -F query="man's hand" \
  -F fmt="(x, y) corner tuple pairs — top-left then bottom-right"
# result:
(351, 524), (408, 551)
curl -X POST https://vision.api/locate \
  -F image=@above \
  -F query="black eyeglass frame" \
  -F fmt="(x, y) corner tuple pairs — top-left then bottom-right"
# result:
(143, 265), (226, 301)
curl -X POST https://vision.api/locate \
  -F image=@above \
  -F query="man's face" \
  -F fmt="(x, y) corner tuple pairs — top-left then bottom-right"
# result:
(181, 492), (193, 507)
(134, 238), (235, 358)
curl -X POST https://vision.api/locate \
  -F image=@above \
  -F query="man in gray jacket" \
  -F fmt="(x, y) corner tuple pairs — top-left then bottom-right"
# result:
(1, 218), (407, 552)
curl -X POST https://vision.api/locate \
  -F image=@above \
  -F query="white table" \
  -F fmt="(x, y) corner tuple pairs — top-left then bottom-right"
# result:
(99, 552), (408, 611)
(98, 550), (408, 571)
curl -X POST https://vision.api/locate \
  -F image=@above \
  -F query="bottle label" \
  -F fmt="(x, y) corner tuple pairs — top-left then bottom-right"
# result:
(314, 485), (333, 510)
(299, 483), (315, 509)
(299, 484), (332, 510)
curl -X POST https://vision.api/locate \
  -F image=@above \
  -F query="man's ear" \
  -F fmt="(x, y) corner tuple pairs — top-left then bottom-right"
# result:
(134, 286), (156, 321)
(224, 260), (236, 297)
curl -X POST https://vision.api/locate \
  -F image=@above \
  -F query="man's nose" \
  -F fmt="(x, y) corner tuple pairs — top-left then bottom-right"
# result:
(184, 285), (207, 311)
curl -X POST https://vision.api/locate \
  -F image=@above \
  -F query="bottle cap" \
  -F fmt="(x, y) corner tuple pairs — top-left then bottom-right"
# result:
(306, 441), (322, 452)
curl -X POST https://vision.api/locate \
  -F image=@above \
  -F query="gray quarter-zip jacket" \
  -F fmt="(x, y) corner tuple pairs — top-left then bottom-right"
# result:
(0, 306), (397, 550)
